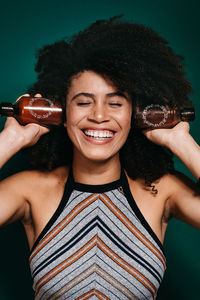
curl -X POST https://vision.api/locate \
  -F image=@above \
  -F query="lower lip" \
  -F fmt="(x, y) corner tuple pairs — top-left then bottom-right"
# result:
(81, 130), (115, 145)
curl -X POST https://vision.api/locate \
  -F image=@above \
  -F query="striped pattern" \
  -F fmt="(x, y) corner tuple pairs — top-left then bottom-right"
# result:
(30, 171), (166, 299)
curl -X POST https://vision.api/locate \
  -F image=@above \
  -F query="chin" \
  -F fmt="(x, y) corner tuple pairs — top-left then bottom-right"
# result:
(85, 154), (115, 163)
(78, 148), (119, 164)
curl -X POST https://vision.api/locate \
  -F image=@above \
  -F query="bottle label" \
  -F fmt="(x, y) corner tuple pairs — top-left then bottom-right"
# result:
(28, 98), (53, 119)
(142, 104), (169, 127)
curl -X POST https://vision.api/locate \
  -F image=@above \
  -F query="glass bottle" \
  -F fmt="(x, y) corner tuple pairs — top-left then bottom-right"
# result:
(0, 97), (195, 129)
(0, 96), (63, 126)
(133, 103), (195, 129)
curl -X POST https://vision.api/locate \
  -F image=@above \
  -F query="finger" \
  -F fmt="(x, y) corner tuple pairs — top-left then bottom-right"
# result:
(4, 116), (18, 125)
(15, 93), (30, 102)
(142, 129), (151, 135)
(34, 93), (42, 97)
(142, 131), (150, 139)
(175, 121), (190, 132)
(26, 123), (50, 133)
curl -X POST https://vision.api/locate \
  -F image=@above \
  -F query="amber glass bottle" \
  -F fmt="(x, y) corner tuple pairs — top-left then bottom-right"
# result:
(0, 96), (63, 126)
(0, 97), (195, 129)
(134, 103), (195, 129)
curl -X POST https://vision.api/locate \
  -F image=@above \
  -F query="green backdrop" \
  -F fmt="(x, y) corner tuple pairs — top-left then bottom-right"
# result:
(0, 0), (199, 299)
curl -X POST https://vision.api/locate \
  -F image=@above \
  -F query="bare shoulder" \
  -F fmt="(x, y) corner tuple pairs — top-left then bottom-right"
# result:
(0, 169), (40, 197)
(148, 170), (199, 210)
(1, 166), (69, 203)
(0, 166), (69, 239)
(16, 166), (69, 248)
(126, 172), (177, 242)
(160, 170), (199, 196)
(157, 170), (200, 227)
(127, 171), (174, 199)
(136, 169), (198, 196)
(127, 170), (196, 217)
(126, 170), (200, 241)
(20, 166), (69, 196)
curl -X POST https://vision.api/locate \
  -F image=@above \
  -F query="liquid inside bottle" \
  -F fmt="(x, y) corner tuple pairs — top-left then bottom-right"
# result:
(0, 96), (63, 126)
(0, 97), (195, 129)
(134, 103), (195, 129)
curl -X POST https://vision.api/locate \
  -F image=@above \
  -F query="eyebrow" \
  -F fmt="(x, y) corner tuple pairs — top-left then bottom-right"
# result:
(71, 92), (128, 101)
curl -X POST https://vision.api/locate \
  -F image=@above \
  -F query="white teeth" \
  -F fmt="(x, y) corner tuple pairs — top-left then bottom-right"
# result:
(83, 129), (114, 139)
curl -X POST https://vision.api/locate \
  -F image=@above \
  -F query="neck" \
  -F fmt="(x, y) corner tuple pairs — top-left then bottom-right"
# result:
(72, 154), (121, 185)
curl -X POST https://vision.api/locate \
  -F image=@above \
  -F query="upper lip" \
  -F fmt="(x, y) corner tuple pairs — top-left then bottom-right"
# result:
(81, 127), (116, 132)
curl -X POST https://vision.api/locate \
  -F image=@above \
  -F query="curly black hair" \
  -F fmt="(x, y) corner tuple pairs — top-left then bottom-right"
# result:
(27, 15), (193, 192)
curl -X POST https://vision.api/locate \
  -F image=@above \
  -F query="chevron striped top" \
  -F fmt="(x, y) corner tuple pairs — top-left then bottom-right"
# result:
(29, 168), (166, 300)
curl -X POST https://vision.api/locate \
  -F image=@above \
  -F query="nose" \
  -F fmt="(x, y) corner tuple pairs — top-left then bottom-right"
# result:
(88, 103), (109, 123)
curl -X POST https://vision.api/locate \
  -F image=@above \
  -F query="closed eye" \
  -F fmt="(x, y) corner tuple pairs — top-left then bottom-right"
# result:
(77, 102), (91, 106)
(109, 103), (122, 107)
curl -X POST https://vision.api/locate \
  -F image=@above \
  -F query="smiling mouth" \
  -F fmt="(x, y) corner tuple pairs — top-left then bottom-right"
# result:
(82, 129), (115, 139)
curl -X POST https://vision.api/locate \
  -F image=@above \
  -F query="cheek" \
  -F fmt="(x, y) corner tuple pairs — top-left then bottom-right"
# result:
(65, 108), (78, 127)
(66, 105), (87, 126)
(119, 110), (132, 129)
(65, 108), (85, 143)
(64, 108), (76, 139)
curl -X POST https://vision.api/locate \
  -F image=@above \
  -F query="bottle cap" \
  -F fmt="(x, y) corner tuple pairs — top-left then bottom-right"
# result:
(180, 107), (195, 122)
(0, 103), (14, 116)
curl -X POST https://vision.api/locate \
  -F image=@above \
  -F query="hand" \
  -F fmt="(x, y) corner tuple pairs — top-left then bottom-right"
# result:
(142, 121), (190, 149)
(3, 93), (50, 148)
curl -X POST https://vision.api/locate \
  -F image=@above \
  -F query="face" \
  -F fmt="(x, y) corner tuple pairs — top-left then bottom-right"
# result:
(65, 71), (132, 163)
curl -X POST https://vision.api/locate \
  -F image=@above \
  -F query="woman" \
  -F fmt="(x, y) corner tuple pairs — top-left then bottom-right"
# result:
(0, 16), (200, 299)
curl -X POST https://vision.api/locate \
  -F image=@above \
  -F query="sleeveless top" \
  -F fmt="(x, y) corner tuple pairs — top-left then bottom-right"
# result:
(29, 169), (166, 300)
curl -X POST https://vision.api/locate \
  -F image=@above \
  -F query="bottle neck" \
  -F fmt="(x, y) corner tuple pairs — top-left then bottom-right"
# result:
(180, 107), (195, 122)
(0, 103), (15, 116)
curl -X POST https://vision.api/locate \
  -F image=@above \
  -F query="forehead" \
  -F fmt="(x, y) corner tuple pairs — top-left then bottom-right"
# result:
(68, 71), (118, 94)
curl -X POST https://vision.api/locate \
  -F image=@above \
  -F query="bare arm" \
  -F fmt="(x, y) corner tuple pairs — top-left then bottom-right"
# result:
(0, 117), (48, 168)
(0, 172), (30, 227)
(143, 121), (200, 229)
(144, 122), (200, 179)
(0, 96), (49, 227)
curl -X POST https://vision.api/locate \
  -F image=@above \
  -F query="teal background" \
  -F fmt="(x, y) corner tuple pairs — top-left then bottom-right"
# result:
(0, 0), (200, 299)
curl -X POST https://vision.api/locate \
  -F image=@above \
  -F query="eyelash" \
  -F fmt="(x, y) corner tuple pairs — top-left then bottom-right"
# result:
(76, 102), (122, 107)
(110, 103), (122, 106)
(77, 102), (90, 106)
